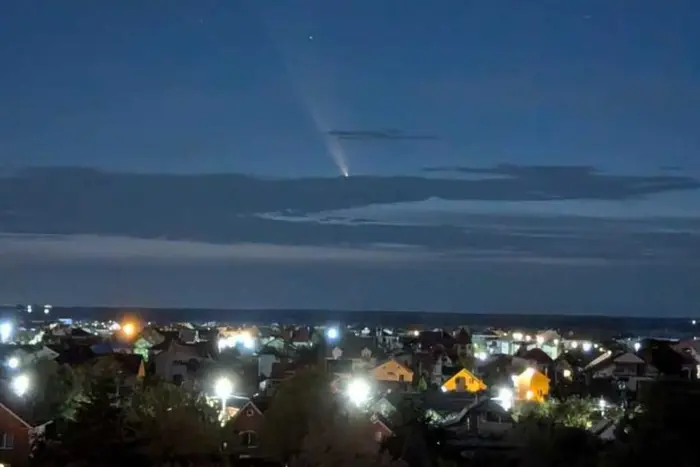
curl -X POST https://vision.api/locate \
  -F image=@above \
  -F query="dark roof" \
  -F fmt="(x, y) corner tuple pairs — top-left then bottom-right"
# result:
(94, 353), (143, 376)
(453, 328), (472, 345)
(326, 359), (353, 374)
(249, 396), (271, 413)
(520, 348), (554, 365)
(638, 341), (696, 375)
(326, 334), (381, 359)
(418, 330), (454, 350)
(70, 327), (92, 338)
(54, 344), (96, 366)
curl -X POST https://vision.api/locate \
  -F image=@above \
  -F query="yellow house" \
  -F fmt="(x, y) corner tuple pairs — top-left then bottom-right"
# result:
(513, 367), (549, 402)
(441, 368), (487, 393)
(371, 358), (414, 383)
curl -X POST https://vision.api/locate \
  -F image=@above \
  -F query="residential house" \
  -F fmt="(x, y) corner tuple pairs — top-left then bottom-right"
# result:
(637, 341), (696, 380)
(477, 354), (520, 388)
(513, 368), (549, 402)
(227, 398), (270, 449)
(0, 345), (58, 369)
(416, 330), (455, 353)
(131, 326), (168, 361)
(584, 351), (658, 391)
(376, 329), (402, 351)
(517, 348), (553, 376)
(326, 335), (384, 372)
(259, 361), (297, 396)
(0, 402), (49, 467)
(283, 326), (314, 348)
(371, 359), (414, 384)
(441, 368), (487, 393)
(370, 389), (476, 423)
(672, 339), (700, 378)
(151, 339), (214, 385)
(369, 413), (394, 443)
(451, 327), (473, 357)
(441, 399), (515, 438)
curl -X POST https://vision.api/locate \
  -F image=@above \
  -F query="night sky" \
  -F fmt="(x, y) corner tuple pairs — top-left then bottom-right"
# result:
(1, 1), (698, 314)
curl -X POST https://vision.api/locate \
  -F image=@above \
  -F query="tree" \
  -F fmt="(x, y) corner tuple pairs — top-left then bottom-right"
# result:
(416, 375), (428, 392)
(515, 422), (601, 467)
(129, 381), (225, 465)
(32, 375), (143, 467)
(293, 412), (405, 467)
(261, 367), (334, 462)
(516, 396), (599, 429)
(604, 380), (700, 467)
(28, 359), (84, 421)
(33, 375), (226, 467)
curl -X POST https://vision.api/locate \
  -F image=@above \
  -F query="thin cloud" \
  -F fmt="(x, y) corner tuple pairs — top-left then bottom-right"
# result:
(0, 234), (435, 263)
(327, 129), (438, 141)
(0, 166), (698, 264)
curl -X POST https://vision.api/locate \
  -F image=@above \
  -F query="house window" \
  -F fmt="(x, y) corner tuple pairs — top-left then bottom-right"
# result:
(398, 374), (405, 382)
(239, 430), (258, 447)
(246, 409), (255, 417)
(0, 433), (14, 450)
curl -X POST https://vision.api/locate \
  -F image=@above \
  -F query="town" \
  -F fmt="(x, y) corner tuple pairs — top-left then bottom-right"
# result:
(0, 309), (697, 467)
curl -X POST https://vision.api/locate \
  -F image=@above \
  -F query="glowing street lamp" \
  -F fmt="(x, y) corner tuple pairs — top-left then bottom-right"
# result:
(214, 377), (233, 419)
(122, 322), (135, 337)
(7, 357), (19, 370)
(326, 327), (339, 340)
(0, 322), (12, 343)
(11, 374), (30, 397)
(494, 387), (514, 411)
(346, 378), (371, 407)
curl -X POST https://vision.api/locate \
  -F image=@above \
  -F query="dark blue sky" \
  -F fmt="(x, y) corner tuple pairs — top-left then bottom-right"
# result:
(0, 1), (699, 314)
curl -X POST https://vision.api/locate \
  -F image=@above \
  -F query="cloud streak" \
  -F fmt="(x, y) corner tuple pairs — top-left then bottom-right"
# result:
(0, 165), (698, 265)
(327, 129), (439, 141)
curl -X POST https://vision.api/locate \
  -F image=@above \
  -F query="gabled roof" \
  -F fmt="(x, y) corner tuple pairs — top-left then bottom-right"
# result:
(373, 358), (413, 374)
(613, 352), (644, 364)
(232, 397), (271, 419)
(326, 359), (353, 374)
(520, 348), (553, 365)
(441, 398), (513, 427)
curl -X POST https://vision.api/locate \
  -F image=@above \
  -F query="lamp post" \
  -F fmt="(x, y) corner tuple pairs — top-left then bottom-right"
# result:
(11, 374), (30, 397)
(346, 378), (371, 408)
(214, 377), (233, 421)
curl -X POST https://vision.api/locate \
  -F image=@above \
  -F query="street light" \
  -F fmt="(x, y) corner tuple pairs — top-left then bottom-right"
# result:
(346, 378), (371, 407)
(7, 357), (19, 370)
(214, 377), (233, 419)
(122, 322), (135, 337)
(0, 322), (12, 343)
(494, 387), (514, 411)
(11, 374), (30, 397)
